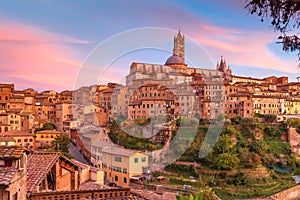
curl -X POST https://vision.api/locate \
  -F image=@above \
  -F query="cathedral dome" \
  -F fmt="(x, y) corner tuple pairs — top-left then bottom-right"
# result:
(165, 55), (185, 65)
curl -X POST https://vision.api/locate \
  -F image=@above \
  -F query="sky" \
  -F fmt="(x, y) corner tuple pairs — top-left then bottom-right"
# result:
(0, 0), (299, 91)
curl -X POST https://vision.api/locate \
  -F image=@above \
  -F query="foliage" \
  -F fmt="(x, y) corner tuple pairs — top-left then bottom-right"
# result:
(245, 0), (300, 59)
(109, 121), (162, 151)
(230, 116), (241, 125)
(176, 192), (202, 200)
(240, 117), (254, 126)
(51, 134), (70, 154)
(222, 126), (238, 135)
(264, 126), (278, 137)
(176, 187), (218, 200)
(165, 164), (198, 177)
(202, 186), (218, 200)
(296, 124), (300, 134)
(288, 118), (300, 127)
(134, 117), (151, 126)
(213, 135), (233, 154)
(250, 139), (266, 155)
(216, 153), (240, 170)
(263, 114), (277, 123)
(35, 123), (56, 132)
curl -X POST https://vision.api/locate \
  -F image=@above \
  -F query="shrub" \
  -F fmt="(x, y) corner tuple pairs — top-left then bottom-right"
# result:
(216, 153), (240, 170)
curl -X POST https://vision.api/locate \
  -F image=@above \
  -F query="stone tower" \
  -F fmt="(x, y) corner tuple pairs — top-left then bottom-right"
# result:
(173, 30), (185, 61)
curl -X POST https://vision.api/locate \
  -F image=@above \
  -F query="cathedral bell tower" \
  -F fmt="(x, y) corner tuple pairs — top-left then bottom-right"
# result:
(173, 30), (185, 61)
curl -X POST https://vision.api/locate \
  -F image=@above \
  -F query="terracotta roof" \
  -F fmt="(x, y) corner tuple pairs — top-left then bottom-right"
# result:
(0, 146), (26, 159)
(252, 95), (283, 99)
(79, 181), (106, 190)
(102, 146), (144, 157)
(232, 75), (263, 81)
(27, 152), (61, 192)
(0, 137), (15, 142)
(35, 130), (62, 134)
(2, 130), (34, 137)
(0, 167), (18, 186)
(27, 152), (80, 192)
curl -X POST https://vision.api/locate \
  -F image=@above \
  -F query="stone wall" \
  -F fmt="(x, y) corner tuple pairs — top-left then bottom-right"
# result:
(288, 128), (300, 155)
(28, 188), (131, 200)
(271, 184), (300, 200)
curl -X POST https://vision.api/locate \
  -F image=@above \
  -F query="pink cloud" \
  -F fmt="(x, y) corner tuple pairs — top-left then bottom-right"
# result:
(187, 24), (298, 73)
(0, 21), (91, 91)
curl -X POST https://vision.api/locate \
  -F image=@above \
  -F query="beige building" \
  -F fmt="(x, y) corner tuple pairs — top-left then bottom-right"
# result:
(0, 112), (21, 131)
(285, 99), (300, 114)
(253, 95), (285, 115)
(0, 84), (14, 111)
(0, 146), (29, 200)
(91, 140), (115, 168)
(1, 130), (35, 149)
(128, 83), (178, 120)
(0, 122), (11, 132)
(34, 102), (56, 122)
(102, 146), (148, 187)
(0, 136), (15, 146)
(35, 130), (62, 148)
(55, 102), (73, 132)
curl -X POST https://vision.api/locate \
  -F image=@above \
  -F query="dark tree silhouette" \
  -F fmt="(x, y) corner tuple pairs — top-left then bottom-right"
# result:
(245, 0), (300, 60)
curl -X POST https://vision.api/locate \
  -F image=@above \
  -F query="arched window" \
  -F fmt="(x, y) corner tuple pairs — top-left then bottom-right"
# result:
(17, 139), (21, 143)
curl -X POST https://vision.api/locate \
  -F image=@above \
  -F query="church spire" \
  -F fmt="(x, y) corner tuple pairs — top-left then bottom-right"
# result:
(173, 29), (185, 61)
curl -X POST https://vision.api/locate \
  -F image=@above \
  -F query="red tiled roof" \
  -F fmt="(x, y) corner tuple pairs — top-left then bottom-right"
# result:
(27, 152), (61, 192)
(2, 130), (33, 137)
(0, 146), (26, 159)
(79, 181), (106, 190)
(27, 152), (80, 193)
(35, 130), (62, 134)
(0, 167), (18, 186)
(0, 137), (15, 142)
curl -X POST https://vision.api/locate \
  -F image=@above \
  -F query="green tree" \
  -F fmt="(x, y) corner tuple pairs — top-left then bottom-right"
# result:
(52, 134), (70, 154)
(245, 0), (300, 60)
(176, 193), (202, 200)
(35, 123), (56, 132)
(216, 153), (240, 170)
(264, 126), (277, 137)
(202, 186), (218, 200)
(263, 114), (277, 123)
(213, 135), (233, 154)
(296, 124), (300, 134)
(222, 126), (238, 135)
(250, 139), (266, 155)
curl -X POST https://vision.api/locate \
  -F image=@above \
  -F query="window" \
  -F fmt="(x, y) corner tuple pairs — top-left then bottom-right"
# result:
(114, 157), (122, 162)
(123, 168), (127, 173)
(5, 160), (12, 167)
(142, 157), (146, 162)
(12, 192), (18, 200)
(124, 177), (127, 183)
(115, 175), (118, 181)
(134, 158), (138, 163)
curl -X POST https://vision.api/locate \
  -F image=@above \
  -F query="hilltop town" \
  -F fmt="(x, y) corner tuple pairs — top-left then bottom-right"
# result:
(1, 31), (300, 200)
